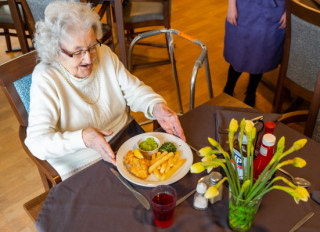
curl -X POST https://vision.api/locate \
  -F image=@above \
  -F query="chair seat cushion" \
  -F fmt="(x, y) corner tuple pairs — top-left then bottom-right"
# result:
(123, 1), (164, 24)
(0, 5), (14, 24)
(0, 4), (25, 24)
(13, 74), (32, 113)
(287, 15), (320, 92)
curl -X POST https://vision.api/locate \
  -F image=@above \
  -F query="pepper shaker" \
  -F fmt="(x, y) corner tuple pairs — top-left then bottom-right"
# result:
(208, 172), (223, 204)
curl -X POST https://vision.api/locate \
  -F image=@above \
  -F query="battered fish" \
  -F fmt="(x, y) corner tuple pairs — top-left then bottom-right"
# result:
(124, 150), (150, 179)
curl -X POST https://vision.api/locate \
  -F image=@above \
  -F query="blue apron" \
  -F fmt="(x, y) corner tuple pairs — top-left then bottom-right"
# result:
(223, 0), (285, 74)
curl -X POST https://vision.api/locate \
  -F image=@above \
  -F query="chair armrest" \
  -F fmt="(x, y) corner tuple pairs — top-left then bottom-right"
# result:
(19, 126), (62, 187)
(278, 110), (309, 124)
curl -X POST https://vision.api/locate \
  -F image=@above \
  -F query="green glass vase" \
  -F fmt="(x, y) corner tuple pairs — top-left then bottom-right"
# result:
(228, 191), (262, 232)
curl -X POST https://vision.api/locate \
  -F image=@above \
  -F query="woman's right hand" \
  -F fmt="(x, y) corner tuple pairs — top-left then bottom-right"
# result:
(82, 127), (116, 165)
(227, 0), (238, 26)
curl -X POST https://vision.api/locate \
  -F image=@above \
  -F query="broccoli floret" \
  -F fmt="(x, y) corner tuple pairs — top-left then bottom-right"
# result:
(159, 142), (176, 153)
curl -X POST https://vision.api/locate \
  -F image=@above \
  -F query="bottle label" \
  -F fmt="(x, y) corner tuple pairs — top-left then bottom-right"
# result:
(232, 148), (247, 179)
(259, 146), (268, 156)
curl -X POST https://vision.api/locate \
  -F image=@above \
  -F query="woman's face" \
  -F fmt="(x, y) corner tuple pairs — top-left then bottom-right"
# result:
(59, 28), (98, 78)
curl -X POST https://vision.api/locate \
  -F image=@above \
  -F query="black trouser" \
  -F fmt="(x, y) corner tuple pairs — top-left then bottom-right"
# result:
(223, 65), (262, 106)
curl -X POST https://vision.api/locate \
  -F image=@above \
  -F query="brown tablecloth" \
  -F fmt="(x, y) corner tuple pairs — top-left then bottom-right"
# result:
(36, 105), (320, 232)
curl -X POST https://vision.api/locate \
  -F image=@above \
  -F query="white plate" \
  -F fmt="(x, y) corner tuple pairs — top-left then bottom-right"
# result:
(116, 132), (193, 187)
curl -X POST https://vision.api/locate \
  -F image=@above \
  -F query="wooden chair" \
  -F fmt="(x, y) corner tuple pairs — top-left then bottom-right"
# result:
(95, 0), (115, 50)
(0, 51), (61, 191)
(123, 0), (170, 36)
(0, 0), (33, 53)
(120, 0), (171, 69)
(22, 0), (114, 50)
(273, 0), (320, 141)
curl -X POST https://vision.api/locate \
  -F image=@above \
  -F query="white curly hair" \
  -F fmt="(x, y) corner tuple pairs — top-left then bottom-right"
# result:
(33, 1), (102, 64)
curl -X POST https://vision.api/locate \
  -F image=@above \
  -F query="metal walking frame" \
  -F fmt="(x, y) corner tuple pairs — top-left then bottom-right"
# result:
(128, 28), (214, 115)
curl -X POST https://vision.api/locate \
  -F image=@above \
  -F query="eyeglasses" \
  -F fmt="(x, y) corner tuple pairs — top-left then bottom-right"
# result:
(60, 39), (101, 59)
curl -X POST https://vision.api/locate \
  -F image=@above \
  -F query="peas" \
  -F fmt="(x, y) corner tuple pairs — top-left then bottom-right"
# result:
(139, 137), (158, 151)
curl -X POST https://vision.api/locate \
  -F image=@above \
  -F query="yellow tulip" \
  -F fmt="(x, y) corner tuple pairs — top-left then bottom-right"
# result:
(205, 186), (219, 198)
(240, 118), (246, 131)
(295, 186), (310, 202)
(292, 157), (306, 168)
(208, 137), (219, 148)
(199, 147), (212, 157)
(277, 136), (285, 153)
(190, 162), (206, 173)
(204, 186), (219, 199)
(251, 127), (256, 142)
(201, 154), (217, 162)
(277, 157), (307, 169)
(245, 120), (253, 134)
(293, 139), (307, 151)
(229, 118), (238, 133)
(240, 180), (251, 194)
(204, 177), (228, 199)
(272, 185), (310, 204)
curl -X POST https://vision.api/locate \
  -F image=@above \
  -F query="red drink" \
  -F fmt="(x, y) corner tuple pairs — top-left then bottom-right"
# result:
(152, 193), (175, 228)
(150, 185), (177, 228)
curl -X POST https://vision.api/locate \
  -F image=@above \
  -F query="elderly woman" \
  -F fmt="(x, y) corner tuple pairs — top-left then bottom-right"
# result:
(25, 1), (185, 180)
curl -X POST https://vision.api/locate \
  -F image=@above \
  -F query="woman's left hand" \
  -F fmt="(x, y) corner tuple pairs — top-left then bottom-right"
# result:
(153, 103), (186, 141)
(279, 12), (286, 29)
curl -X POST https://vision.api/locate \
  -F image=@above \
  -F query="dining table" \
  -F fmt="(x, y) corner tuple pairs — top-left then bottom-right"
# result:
(35, 93), (320, 232)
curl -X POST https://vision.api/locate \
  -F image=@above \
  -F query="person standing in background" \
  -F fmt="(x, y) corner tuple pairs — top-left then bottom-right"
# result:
(223, 0), (286, 107)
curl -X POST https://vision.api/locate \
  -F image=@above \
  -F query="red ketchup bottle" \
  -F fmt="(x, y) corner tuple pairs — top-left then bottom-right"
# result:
(253, 134), (276, 180)
(255, 121), (276, 157)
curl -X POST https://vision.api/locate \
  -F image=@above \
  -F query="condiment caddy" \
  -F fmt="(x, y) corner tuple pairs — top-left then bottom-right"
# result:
(193, 171), (224, 210)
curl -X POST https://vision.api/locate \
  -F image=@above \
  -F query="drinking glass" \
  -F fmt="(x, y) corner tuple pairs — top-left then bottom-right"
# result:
(150, 185), (177, 228)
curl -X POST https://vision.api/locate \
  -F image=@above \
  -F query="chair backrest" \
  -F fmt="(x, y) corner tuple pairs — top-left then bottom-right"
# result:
(286, 1), (320, 93)
(25, 0), (104, 25)
(123, 0), (171, 30)
(25, 0), (50, 22)
(0, 51), (62, 189)
(273, 0), (320, 140)
(0, 51), (38, 127)
(24, 0), (85, 32)
(23, 0), (114, 50)
(2, 0), (33, 53)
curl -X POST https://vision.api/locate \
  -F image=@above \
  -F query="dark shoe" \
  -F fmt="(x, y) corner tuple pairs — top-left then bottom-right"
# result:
(244, 93), (256, 107)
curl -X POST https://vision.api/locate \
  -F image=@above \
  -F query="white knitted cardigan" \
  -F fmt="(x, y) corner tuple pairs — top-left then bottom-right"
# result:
(25, 45), (165, 180)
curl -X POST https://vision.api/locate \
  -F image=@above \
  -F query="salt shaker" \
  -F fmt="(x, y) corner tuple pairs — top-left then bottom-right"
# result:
(193, 182), (208, 210)
(208, 172), (223, 204)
